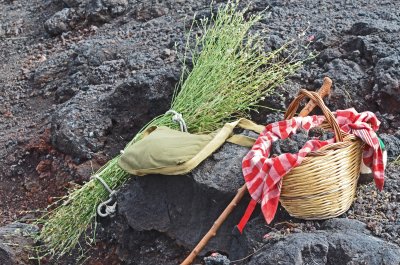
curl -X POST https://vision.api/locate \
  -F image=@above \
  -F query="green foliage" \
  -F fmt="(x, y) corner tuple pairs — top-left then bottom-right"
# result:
(34, 1), (304, 259)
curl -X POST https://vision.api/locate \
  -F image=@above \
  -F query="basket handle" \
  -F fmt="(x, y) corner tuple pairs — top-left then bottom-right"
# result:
(284, 89), (343, 142)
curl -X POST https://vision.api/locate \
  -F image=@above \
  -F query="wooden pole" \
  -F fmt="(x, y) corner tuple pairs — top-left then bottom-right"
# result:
(180, 185), (248, 265)
(180, 77), (333, 265)
(299, 77), (332, 116)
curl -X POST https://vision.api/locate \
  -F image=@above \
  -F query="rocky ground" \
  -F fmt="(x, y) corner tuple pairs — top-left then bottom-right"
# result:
(1, 0), (399, 264)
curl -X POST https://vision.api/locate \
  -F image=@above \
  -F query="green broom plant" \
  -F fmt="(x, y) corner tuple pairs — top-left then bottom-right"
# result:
(35, 0), (305, 259)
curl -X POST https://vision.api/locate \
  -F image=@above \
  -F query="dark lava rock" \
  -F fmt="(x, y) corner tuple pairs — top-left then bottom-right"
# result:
(63, 0), (83, 8)
(373, 55), (400, 114)
(116, 143), (254, 260)
(348, 22), (381, 36)
(318, 48), (342, 64)
(105, 222), (186, 265)
(106, 67), (178, 139)
(380, 133), (400, 160)
(132, 3), (170, 22)
(51, 85), (113, 161)
(204, 253), (230, 265)
(271, 128), (332, 156)
(324, 58), (366, 87)
(113, 160), (400, 264)
(243, 0), (400, 130)
(272, 138), (300, 155)
(349, 163), (400, 246)
(84, 0), (129, 22)
(348, 19), (400, 37)
(41, 7), (183, 160)
(247, 218), (400, 265)
(48, 0), (130, 30)
(44, 8), (80, 36)
(50, 63), (179, 161)
(33, 51), (73, 86)
(105, 67), (179, 154)
(71, 39), (121, 67)
(0, 223), (37, 265)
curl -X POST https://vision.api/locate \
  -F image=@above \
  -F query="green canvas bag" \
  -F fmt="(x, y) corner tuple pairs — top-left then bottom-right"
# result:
(118, 118), (264, 176)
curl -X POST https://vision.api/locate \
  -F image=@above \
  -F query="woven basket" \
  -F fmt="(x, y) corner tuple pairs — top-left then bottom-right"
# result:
(279, 89), (364, 220)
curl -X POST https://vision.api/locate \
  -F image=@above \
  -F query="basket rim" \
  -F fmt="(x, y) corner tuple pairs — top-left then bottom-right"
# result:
(305, 132), (362, 157)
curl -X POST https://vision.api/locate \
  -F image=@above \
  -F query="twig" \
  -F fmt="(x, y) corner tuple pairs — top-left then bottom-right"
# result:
(229, 243), (268, 263)
(180, 185), (248, 265)
(3, 36), (29, 40)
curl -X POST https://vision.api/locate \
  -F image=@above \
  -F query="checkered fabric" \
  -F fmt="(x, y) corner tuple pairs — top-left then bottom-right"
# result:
(336, 109), (384, 190)
(242, 108), (384, 224)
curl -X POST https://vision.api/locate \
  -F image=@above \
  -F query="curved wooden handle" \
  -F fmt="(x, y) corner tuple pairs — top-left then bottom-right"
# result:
(299, 77), (332, 117)
(284, 89), (343, 142)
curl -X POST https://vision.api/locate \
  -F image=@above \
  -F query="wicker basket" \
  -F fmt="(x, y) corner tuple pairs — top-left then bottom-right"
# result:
(279, 89), (364, 220)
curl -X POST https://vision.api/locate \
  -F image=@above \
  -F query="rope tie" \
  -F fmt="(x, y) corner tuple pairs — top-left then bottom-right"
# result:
(91, 174), (117, 217)
(165, 110), (188, 132)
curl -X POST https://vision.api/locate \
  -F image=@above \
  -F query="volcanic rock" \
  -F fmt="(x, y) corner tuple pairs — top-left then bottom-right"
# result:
(116, 143), (254, 259)
(84, 0), (129, 22)
(0, 223), (37, 265)
(44, 8), (80, 36)
(380, 133), (400, 160)
(247, 218), (400, 265)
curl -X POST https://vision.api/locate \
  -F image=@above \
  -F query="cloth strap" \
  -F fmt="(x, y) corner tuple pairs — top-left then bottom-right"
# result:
(236, 198), (258, 233)
(120, 118), (263, 176)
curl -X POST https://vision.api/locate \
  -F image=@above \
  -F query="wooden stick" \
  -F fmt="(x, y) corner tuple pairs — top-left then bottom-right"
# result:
(180, 78), (333, 265)
(299, 77), (332, 116)
(181, 185), (248, 265)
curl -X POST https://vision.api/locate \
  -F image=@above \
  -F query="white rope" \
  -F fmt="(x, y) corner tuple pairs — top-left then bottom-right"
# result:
(165, 110), (188, 132)
(91, 174), (117, 217)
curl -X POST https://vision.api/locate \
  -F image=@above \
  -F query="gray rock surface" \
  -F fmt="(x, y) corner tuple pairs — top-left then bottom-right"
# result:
(247, 218), (400, 265)
(44, 8), (80, 35)
(0, 223), (37, 265)
(84, 0), (129, 22)
(116, 143), (253, 259)
(380, 133), (400, 160)
(56, 0), (130, 24)
(39, 11), (182, 159)
(50, 65), (179, 160)
(50, 85), (113, 161)
(33, 50), (74, 87)
(114, 162), (400, 264)
(204, 253), (230, 265)
(373, 55), (400, 114)
(349, 163), (400, 246)
(63, 0), (83, 8)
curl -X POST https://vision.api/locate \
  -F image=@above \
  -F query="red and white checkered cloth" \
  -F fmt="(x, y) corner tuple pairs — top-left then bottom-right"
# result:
(242, 108), (384, 224)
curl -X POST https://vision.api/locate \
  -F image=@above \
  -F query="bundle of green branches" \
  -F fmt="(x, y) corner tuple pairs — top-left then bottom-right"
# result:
(35, 1), (303, 259)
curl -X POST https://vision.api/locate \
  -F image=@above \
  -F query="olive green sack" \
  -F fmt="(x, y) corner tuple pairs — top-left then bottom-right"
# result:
(118, 118), (264, 176)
